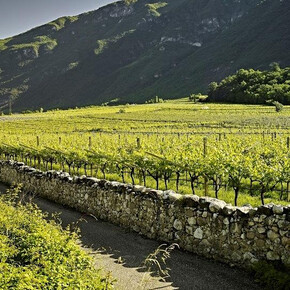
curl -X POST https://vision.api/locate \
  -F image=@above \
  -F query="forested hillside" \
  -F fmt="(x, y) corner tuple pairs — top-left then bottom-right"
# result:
(0, 0), (289, 111)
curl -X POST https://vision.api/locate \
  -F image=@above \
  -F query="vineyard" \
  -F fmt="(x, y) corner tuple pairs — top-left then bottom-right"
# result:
(0, 100), (290, 207)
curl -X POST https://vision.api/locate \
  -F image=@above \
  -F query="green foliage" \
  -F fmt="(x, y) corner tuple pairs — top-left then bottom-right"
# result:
(0, 187), (113, 289)
(94, 30), (135, 56)
(189, 93), (207, 103)
(272, 101), (284, 112)
(94, 39), (108, 56)
(48, 16), (79, 31)
(67, 62), (79, 71)
(0, 38), (12, 51)
(118, 108), (126, 113)
(10, 36), (57, 56)
(124, 0), (138, 5)
(208, 66), (290, 105)
(146, 96), (164, 103)
(252, 261), (290, 290)
(146, 2), (168, 17)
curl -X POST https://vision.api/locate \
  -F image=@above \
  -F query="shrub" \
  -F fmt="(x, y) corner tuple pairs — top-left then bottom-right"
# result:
(118, 108), (126, 114)
(0, 187), (114, 289)
(252, 261), (290, 290)
(272, 101), (284, 112)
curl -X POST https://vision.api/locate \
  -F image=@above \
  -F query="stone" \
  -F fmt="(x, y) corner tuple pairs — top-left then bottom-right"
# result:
(267, 230), (279, 241)
(161, 191), (170, 200)
(194, 228), (203, 240)
(230, 223), (241, 234)
(222, 205), (236, 216)
(223, 218), (229, 225)
(199, 197), (212, 209)
(246, 231), (255, 240)
(185, 208), (195, 217)
(279, 230), (287, 236)
(199, 239), (210, 247)
(260, 215), (268, 223)
(185, 226), (193, 235)
(173, 219), (183, 231)
(257, 205), (273, 216)
(148, 190), (162, 199)
(266, 251), (280, 261)
(183, 195), (200, 207)
(188, 217), (197, 226)
(133, 185), (146, 193)
(277, 220), (287, 228)
(281, 237), (290, 247)
(256, 239), (265, 247)
(273, 205), (284, 215)
(257, 227), (266, 234)
(248, 208), (258, 217)
(243, 252), (255, 261)
(237, 207), (250, 216)
(197, 217), (207, 226)
(208, 200), (226, 213)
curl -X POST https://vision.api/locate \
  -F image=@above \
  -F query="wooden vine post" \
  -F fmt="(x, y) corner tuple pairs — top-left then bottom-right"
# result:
(36, 136), (41, 169)
(203, 137), (208, 196)
(287, 137), (290, 150)
(89, 136), (92, 149)
(136, 137), (141, 149)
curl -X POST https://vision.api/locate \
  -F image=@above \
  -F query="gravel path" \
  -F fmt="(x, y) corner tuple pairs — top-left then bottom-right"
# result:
(0, 183), (261, 290)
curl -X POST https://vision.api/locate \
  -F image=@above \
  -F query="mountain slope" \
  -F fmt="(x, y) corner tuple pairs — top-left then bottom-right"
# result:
(0, 0), (289, 111)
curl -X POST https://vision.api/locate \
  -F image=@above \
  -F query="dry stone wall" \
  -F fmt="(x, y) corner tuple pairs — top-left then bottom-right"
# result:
(0, 160), (289, 268)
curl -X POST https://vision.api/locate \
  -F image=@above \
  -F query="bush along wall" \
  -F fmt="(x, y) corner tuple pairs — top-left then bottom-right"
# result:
(0, 160), (289, 269)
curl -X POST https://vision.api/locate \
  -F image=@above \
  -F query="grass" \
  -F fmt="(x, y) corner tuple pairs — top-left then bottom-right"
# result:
(11, 36), (57, 56)
(0, 186), (114, 289)
(48, 16), (79, 31)
(0, 38), (12, 51)
(94, 30), (136, 56)
(146, 2), (168, 17)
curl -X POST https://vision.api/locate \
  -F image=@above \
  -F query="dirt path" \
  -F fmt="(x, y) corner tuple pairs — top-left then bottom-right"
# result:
(0, 183), (260, 290)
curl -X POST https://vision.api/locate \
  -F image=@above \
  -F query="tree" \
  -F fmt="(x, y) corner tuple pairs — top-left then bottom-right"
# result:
(272, 101), (283, 112)
(189, 93), (201, 103)
(270, 62), (281, 72)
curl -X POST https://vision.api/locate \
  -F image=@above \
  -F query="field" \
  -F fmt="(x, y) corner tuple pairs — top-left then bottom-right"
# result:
(0, 99), (290, 207)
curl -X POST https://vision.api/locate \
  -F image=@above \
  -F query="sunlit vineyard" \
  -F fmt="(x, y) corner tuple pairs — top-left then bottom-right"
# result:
(0, 99), (289, 207)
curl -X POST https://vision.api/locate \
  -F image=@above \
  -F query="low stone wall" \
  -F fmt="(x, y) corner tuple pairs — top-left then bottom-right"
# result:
(0, 160), (289, 267)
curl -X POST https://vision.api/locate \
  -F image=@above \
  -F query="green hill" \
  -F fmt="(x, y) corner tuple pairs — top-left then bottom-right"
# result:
(0, 0), (289, 111)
